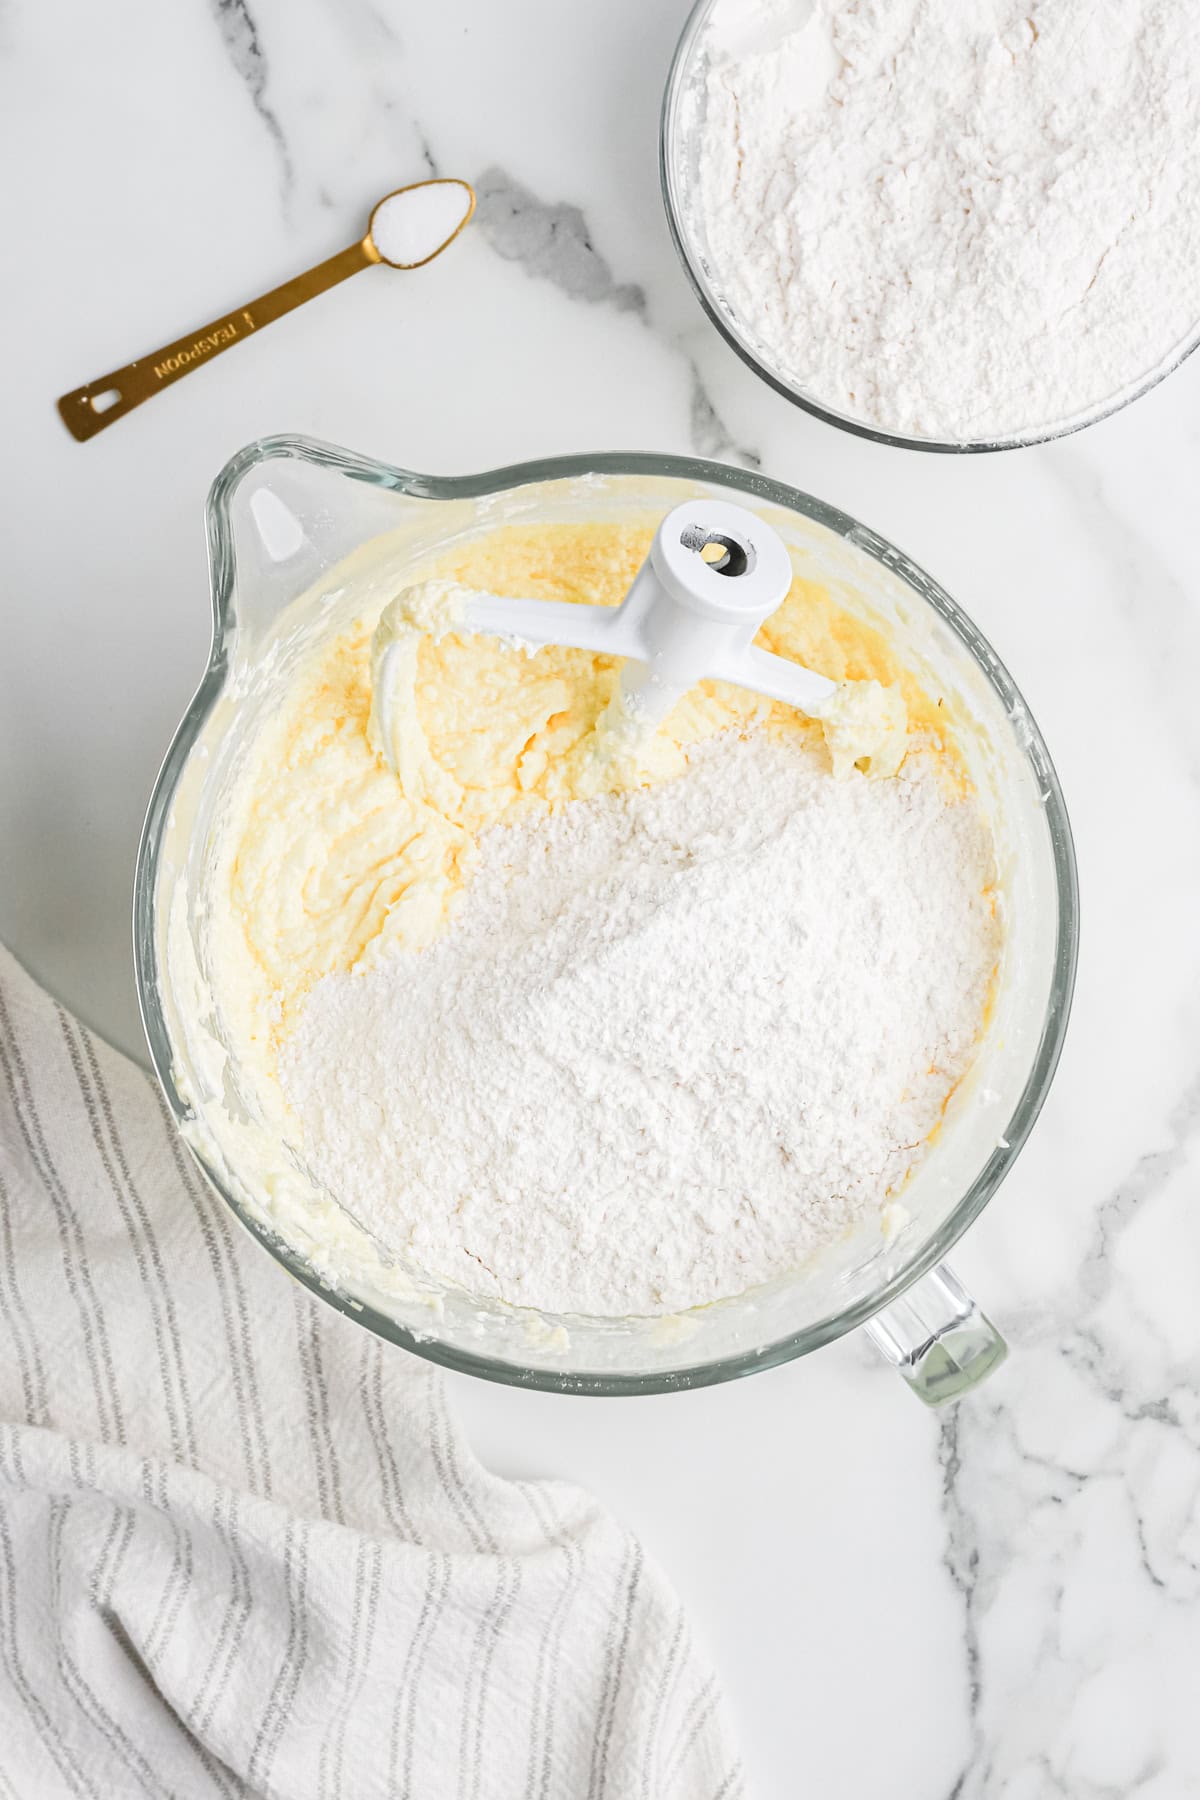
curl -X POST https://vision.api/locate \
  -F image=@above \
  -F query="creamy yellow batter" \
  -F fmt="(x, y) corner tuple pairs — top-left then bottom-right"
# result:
(213, 521), (958, 1079)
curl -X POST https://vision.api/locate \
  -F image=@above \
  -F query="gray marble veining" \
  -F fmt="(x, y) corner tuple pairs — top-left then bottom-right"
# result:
(474, 166), (647, 315)
(209, 0), (293, 195)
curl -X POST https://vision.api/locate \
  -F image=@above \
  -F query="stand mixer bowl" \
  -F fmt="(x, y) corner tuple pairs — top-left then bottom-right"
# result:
(134, 436), (1077, 1402)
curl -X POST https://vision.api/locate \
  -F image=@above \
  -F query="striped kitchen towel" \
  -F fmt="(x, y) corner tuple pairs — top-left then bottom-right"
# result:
(0, 945), (742, 1799)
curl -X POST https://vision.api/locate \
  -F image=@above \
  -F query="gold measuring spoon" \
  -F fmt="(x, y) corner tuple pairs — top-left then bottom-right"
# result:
(56, 177), (476, 442)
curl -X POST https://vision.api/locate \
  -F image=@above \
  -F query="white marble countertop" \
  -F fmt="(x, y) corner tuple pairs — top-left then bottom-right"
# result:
(4, 1), (1200, 1792)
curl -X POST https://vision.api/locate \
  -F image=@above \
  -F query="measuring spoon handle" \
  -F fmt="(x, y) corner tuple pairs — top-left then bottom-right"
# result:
(57, 238), (378, 442)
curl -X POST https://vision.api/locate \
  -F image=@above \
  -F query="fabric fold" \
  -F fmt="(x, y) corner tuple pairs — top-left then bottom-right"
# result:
(0, 946), (741, 1799)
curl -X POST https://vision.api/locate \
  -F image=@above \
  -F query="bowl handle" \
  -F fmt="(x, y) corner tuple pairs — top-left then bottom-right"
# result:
(863, 1262), (1007, 1405)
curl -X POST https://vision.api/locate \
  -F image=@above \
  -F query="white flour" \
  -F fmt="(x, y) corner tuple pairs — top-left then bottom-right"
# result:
(280, 733), (998, 1317)
(690, 0), (1200, 441)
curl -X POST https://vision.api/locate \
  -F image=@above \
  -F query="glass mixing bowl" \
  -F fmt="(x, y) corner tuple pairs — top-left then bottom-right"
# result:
(660, 0), (1200, 454)
(134, 435), (1077, 1401)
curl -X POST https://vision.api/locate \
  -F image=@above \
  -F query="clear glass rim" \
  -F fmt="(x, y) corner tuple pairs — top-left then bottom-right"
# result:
(659, 0), (1200, 456)
(133, 433), (1080, 1395)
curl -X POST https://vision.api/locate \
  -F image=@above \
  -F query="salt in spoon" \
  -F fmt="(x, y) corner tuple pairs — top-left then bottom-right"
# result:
(56, 178), (475, 442)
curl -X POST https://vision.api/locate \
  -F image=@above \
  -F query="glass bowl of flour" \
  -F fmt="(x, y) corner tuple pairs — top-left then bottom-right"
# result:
(662, 0), (1200, 451)
(136, 436), (1077, 1400)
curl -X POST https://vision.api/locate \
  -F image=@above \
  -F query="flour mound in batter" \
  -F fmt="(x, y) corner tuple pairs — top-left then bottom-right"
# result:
(206, 519), (995, 1320)
(280, 731), (998, 1317)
